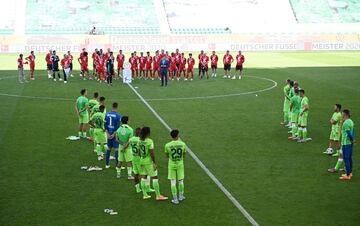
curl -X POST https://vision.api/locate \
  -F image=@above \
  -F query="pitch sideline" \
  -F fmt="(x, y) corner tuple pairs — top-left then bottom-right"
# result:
(127, 83), (260, 226)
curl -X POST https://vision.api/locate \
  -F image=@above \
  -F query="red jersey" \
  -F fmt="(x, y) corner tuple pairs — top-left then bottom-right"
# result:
(174, 53), (181, 64)
(46, 53), (52, 64)
(223, 54), (233, 65)
(68, 54), (74, 63)
(145, 56), (152, 69)
(17, 58), (25, 69)
(201, 56), (209, 67)
(116, 54), (125, 65)
(180, 57), (186, 70)
(187, 58), (195, 69)
(139, 56), (146, 70)
(198, 54), (203, 63)
(236, 54), (245, 65)
(210, 54), (218, 65)
(81, 55), (88, 66)
(92, 52), (97, 62)
(153, 55), (161, 69)
(96, 55), (105, 69)
(27, 55), (35, 65)
(129, 57), (138, 69)
(60, 58), (66, 68)
(104, 52), (110, 61)
(170, 56), (177, 70)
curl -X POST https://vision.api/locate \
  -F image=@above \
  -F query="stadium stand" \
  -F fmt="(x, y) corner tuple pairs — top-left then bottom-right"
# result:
(290, 0), (360, 23)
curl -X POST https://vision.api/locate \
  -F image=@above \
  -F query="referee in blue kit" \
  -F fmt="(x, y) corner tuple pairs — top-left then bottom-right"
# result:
(160, 54), (170, 87)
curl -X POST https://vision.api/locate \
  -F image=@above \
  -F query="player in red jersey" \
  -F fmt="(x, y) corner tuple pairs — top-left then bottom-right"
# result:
(96, 52), (106, 82)
(60, 54), (67, 82)
(179, 53), (186, 80)
(139, 52), (146, 79)
(45, 50), (53, 79)
(78, 51), (89, 80)
(92, 48), (98, 78)
(17, 54), (28, 83)
(116, 49), (125, 79)
(198, 50), (204, 77)
(25, 51), (36, 80)
(186, 53), (195, 81)
(160, 49), (165, 59)
(145, 51), (153, 80)
(200, 52), (209, 79)
(210, 51), (218, 78)
(169, 53), (178, 81)
(223, 50), (233, 79)
(174, 48), (181, 78)
(235, 51), (245, 79)
(129, 52), (138, 79)
(152, 50), (161, 80)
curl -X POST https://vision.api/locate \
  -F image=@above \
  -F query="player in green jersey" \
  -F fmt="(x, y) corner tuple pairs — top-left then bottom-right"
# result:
(91, 96), (106, 116)
(127, 127), (142, 193)
(298, 89), (311, 143)
(324, 104), (342, 156)
(339, 110), (355, 180)
(139, 126), (168, 201)
(165, 129), (187, 204)
(89, 105), (107, 161)
(288, 89), (301, 140)
(75, 89), (89, 138)
(115, 116), (134, 180)
(88, 92), (99, 112)
(281, 79), (291, 126)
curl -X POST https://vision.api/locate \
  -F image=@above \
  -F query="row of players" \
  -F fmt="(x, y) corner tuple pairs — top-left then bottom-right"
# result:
(17, 49), (246, 84)
(281, 79), (355, 180)
(75, 89), (187, 204)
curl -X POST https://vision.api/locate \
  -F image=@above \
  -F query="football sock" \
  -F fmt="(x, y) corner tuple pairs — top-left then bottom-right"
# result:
(303, 128), (307, 140)
(291, 123), (297, 137)
(178, 180), (184, 195)
(283, 112), (288, 123)
(83, 132), (86, 137)
(171, 180), (177, 198)
(78, 131), (82, 137)
(116, 167), (121, 176)
(105, 150), (111, 166)
(96, 144), (102, 156)
(115, 151), (119, 166)
(153, 179), (161, 198)
(141, 178), (148, 196)
(135, 183), (141, 193)
(127, 167), (132, 177)
(146, 176), (151, 192)
(298, 128), (303, 139)
(335, 158), (344, 170)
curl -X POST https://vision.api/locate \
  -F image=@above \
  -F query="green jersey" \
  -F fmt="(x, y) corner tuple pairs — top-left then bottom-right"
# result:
(289, 87), (295, 98)
(91, 104), (106, 116)
(341, 118), (354, 145)
(88, 99), (99, 112)
(300, 96), (309, 113)
(331, 112), (342, 131)
(290, 95), (301, 113)
(139, 138), (154, 165)
(90, 112), (105, 129)
(283, 84), (290, 101)
(129, 136), (140, 162)
(116, 124), (133, 148)
(76, 96), (89, 116)
(165, 140), (187, 166)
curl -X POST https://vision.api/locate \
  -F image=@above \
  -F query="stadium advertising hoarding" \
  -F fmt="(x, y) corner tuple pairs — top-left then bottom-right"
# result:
(0, 34), (359, 53)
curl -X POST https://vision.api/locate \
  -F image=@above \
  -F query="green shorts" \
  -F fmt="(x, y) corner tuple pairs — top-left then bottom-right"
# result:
(140, 163), (158, 177)
(94, 129), (106, 144)
(79, 112), (89, 124)
(330, 128), (340, 141)
(118, 148), (133, 162)
(299, 113), (308, 127)
(291, 112), (299, 123)
(132, 161), (141, 175)
(168, 165), (184, 180)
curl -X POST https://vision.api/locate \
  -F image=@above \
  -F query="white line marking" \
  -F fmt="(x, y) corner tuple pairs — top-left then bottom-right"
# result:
(0, 76), (276, 103)
(127, 83), (260, 226)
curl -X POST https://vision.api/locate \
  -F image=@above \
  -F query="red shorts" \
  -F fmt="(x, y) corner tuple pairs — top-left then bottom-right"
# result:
(153, 65), (159, 71)
(179, 67), (185, 72)
(97, 67), (105, 73)
(170, 65), (177, 71)
(117, 63), (123, 69)
(187, 67), (193, 72)
(145, 65), (152, 70)
(30, 64), (35, 70)
(81, 65), (89, 71)
(139, 65), (145, 71)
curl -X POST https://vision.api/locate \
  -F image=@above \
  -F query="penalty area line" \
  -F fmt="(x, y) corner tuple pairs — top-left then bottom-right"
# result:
(127, 83), (259, 226)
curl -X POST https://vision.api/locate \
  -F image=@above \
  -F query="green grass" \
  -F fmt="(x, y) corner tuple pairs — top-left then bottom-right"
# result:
(0, 52), (360, 226)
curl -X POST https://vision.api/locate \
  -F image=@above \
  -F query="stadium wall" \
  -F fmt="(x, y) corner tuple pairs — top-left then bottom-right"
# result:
(0, 34), (360, 53)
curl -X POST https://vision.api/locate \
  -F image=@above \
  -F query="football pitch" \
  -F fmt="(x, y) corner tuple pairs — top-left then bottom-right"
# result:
(0, 52), (359, 226)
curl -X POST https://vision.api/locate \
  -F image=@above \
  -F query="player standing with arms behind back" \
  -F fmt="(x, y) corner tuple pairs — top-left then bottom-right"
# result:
(186, 53), (195, 81)
(45, 50), (53, 79)
(165, 129), (187, 205)
(210, 51), (218, 77)
(104, 102), (121, 169)
(116, 50), (125, 79)
(235, 51), (245, 79)
(223, 50), (233, 78)
(75, 89), (89, 139)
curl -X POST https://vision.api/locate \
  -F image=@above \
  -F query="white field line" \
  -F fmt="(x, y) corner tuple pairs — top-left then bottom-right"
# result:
(127, 83), (260, 226)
